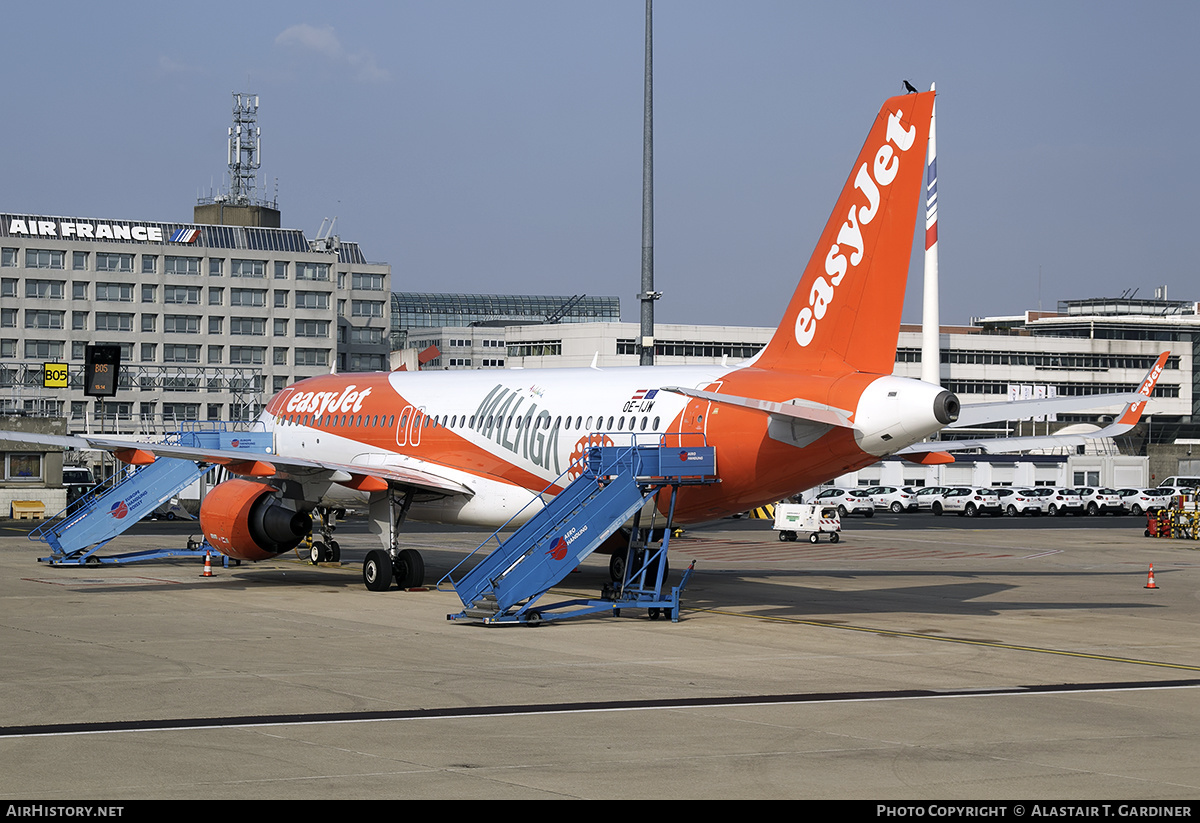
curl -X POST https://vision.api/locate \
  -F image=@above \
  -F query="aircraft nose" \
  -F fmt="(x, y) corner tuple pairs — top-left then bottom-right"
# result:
(934, 390), (960, 425)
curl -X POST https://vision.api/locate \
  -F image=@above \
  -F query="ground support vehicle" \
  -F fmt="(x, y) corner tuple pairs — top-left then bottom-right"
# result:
(774, 503), (841, 544)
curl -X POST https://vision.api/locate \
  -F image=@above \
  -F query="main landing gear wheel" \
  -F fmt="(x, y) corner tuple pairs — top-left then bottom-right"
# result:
(363, 549), (393, 591)
(394, 548), (425, 588)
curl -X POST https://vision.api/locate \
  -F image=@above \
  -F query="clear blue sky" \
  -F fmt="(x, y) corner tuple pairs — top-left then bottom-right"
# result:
(3, 1), (1196, 327)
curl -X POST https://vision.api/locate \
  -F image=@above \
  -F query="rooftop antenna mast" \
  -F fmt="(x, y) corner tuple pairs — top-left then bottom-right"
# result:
(227, 92), (263, 206)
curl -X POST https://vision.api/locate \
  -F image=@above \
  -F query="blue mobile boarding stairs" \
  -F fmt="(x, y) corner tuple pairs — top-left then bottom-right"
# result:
(31, 425), (273, 567)
(440, 434), (718, 625)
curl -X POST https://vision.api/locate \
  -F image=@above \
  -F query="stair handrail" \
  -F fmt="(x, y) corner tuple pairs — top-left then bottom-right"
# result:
(436, 433), (654, 592)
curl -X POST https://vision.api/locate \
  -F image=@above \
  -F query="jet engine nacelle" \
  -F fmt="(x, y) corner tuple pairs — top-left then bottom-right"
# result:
(200, 479), (312, 561)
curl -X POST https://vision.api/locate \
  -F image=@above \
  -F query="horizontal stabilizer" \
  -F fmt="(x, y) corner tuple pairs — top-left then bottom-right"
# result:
(661, 386), (857, 429)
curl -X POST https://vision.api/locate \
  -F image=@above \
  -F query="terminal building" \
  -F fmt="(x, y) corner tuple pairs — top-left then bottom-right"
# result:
(0, 211), (391, 429)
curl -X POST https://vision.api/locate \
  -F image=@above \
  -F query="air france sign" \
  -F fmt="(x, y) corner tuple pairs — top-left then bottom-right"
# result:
(7, 218), (164, 243)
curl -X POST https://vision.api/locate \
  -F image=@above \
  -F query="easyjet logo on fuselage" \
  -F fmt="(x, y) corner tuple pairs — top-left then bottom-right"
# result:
(795, 109), (918, 347)
(285, 384), (373, 416)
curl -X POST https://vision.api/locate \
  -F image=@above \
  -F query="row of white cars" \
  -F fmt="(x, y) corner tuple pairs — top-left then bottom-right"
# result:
(809, 485), (1191, 518)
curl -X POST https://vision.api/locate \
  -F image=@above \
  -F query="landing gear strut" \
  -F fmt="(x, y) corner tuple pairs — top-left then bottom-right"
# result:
(361, 487), (427, 591)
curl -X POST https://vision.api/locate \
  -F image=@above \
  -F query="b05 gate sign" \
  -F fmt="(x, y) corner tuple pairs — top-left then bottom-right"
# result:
(43, 362), (68, 389)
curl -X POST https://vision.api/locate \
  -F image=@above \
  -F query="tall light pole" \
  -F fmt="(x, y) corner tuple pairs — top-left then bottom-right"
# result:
(639, 0), (659, 365)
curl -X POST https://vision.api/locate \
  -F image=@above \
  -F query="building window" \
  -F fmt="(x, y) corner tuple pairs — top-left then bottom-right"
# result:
(296, 262), (330, 281)
(352, 300), (384, 318)
(273, 347), (288, 365)
(274, 319), (287, 336)
(295, 320), (329, 338)
(207, 345), (222, 364)
(25, 310), (64, 329)
(141, 343), (156, 362)
(230, 346), (265, 365)
(95, 252), (133, 272)
(0, 279), (15, 298)
(1, 248), (17, 267)
(95, 282), (134, 302)
(165, 256), (201, 276)
(5, 453), (42, 481)
(72, 251), (89, 271)
(142, 314), (156, 332)
(208, 317), (223, 335)
(274, 261), (289, 279)
(352, 272), (385, 291)
(165, 315), (200, 334)
(230, 289), (266, 307)
(162, 403), (200, 421)
(73, 312), (88, 331)
(141, 255), (157, 274)
(164, 286), (201, 304)
(26, 279), (65, 299)
(95, 313), (134, 332)
(208, 287), (223, 306)
(25, 340), (64, 359)
(295, 348), (329, 367)
(274, 290), (288, 308)
(26, 249), (65, 269)
(0, 339), (15, 358)
(209, 258), (224, 276)
(141, 284), (156, 303)
(231, 259), (266, 278)
(349, 327), (384, 345)
(231, 317), (265, 336)
(296, 291), (330, 310)
(163, 345), (200, 363)
(0, 309), (14, 328)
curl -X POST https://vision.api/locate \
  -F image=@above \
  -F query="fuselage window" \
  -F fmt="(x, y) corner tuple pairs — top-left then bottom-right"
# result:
(640, 416), (648, 431)
(586, 415), (593, 430)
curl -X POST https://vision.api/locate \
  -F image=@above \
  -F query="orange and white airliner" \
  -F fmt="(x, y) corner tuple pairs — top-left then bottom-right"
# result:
(0, 91), (1162, 589)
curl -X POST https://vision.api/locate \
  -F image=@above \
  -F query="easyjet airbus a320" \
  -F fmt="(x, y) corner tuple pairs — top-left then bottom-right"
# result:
(1, 90), (1162, 590)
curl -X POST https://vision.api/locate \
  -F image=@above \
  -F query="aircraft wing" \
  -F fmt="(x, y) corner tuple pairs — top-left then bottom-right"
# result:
(899, 351), (1169, 455)
(0, 430), (473, 497)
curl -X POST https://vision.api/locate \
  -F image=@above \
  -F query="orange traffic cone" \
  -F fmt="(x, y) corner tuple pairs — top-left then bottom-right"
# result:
(201, 552), (213, 578)
(1144, 563), (1158, 589)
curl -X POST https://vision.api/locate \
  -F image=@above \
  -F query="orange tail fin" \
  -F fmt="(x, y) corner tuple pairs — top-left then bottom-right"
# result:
(754, 91), (935, 376)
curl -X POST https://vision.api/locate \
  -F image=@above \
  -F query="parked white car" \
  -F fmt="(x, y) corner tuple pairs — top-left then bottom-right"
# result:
(1045, 488), (1086, 516)
(992, 488), (1045, 516)
(1074, 487), (1124, 516)
(939, 487), (1003, 517)
(1118, 488), (1174, 515)
(810, 487), (875, 517)
(913, 486), (953, 512)
(862, 485), (919, 513)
